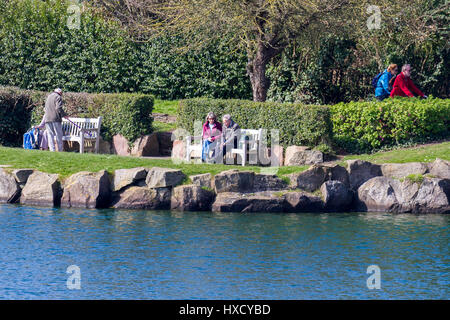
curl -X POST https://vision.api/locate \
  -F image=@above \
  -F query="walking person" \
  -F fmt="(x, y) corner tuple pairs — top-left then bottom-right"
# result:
(36, 88), (67, 152)
(375, 64), (398, 101)
(390, 64), (427, 98)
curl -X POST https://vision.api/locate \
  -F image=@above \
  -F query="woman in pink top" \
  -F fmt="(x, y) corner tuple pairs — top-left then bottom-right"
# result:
(202, 112), (222, 162)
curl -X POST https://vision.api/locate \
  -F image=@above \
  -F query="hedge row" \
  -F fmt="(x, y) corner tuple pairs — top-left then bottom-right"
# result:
(0, 86), (154, 147)
(176, 98), (333, 148)
(330, 97), (450, 153)
(177, 97), (450, 154)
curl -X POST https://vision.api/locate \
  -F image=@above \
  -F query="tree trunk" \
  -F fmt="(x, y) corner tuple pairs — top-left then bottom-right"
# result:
(247, 56), (270, 102)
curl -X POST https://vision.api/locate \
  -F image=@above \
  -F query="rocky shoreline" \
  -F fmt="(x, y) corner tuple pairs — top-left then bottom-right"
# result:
(0, 159), (449, 214)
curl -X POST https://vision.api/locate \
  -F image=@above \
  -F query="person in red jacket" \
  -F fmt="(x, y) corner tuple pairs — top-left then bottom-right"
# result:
(201, 112), (222, 162)
(390, 64), (427, 98)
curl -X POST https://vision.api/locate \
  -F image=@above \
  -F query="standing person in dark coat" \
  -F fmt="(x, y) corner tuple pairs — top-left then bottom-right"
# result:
(36, 88), (67, 152)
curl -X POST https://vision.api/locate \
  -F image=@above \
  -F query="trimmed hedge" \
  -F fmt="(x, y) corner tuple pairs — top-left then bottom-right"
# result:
(0, 86), (154, 147)
(176, 98), (333, 148)
(330, 97), (450, 153)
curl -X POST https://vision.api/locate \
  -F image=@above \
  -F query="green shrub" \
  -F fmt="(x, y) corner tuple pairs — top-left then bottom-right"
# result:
(176, 98), (333, 148)
(330, 97), (450, 153)
(0, 87), (35, 146)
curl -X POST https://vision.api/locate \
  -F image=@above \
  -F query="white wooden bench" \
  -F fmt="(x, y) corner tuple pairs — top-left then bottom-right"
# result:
(185, 135), (203, 161)
(185, 128), (263, 166)
(61, 117), (102, 154)
(227, 129), (263, 166)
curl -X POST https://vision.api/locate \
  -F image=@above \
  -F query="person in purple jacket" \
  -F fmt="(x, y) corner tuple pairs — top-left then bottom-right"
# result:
(202, 112), (222, 162)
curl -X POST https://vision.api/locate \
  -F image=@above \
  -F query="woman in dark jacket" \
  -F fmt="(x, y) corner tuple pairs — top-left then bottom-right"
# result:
(202, 112), (222, 162)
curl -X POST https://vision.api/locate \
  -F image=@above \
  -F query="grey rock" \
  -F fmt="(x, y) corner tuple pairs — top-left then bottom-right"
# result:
(428, 158), (450, 179)
(190, 173), (212, 189)
(413, 178), (450, 214)
(320, 180), (353, 211)
(381, 162), (428, 179)
(283, 191), (324, 212)
(287, 165), (329, 192)
(347, 159), (382, 190)
(0, 168), (20, 203)
(356, 176), (399, 212)
(214, 170), (255, 193)
(212, 191), (285, 213)
(284, 146), (323, 166)
(357, 176), (449, 214)
(323, 164), (350, 187)
(20, 171), (61, 207)
(131, 133), (160, 157)
(254, 174), (287, 191)
(170, 184), (215, 211)
(12, 169), (34, 187)
(112, 186), (171, 210)
(113, 167), (148, 192)
(61, 170), (110, 208)
(146, 167), (185, 188)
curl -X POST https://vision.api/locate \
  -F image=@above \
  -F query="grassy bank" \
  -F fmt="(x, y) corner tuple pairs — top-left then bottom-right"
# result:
(0, 146), (307, 179)
(341, 141), (450, 164)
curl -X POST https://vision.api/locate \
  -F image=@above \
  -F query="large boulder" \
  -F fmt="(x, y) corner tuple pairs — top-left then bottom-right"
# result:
(283, 191), (324, 212)
(12, 169), (34, 188)
(212, 191), (285, 213)
(146, 167), (185, 188)
(347, 160), (382, 190)
(381, 162), (428, 179)
(112, 134), (130, 156)
(61, 170), (110, 208)
(356, 177), (401, 212)
(428, 158), (450, 179)
(284, 146), (323, 166)
(287, 165), (329, 192)
(323, 164), (350, 187)
(413, 178), (450, 214)
(131, 133), (160, 157)
(214, 170), (255, 193)
(0, 168), (20, 203)
(170, 185), (215, 211)
(20, 171), (61, 207)
(254, 174), (287, 191)
(357, 176), (449, 214)
(112, 186), (171, 210)
(171, 139), (186, 160)
(113, 167), (148, 192)
(320, 180), (353, 211)
(190, 173), (212, 189)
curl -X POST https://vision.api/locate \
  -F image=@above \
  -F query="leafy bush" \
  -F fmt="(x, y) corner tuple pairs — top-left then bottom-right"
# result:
(0, 87), (35, 146)
(176, 98), (333, 148)
(330, 97), (450, 153)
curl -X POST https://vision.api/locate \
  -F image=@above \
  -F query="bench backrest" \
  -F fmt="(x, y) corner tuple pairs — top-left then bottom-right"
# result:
(238, 129), (262, 151)
(62, 117), (102, 138)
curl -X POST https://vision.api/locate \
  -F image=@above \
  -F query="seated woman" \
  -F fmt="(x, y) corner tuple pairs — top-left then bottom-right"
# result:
(202, 112), (222, 162)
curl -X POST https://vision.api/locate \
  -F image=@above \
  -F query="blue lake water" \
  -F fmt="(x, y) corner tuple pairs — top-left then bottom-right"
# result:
(0, 204), (448, 299)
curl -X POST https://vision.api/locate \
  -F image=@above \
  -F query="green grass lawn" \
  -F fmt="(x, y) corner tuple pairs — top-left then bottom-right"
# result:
(153, 99), (179, 115)
(341, 141), (450, 164)
(0, 146), (307, 180)
(152, 121), (177, 132)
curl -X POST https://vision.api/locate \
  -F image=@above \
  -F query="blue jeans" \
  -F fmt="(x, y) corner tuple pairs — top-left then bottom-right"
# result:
(202, 140), (214, 161)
